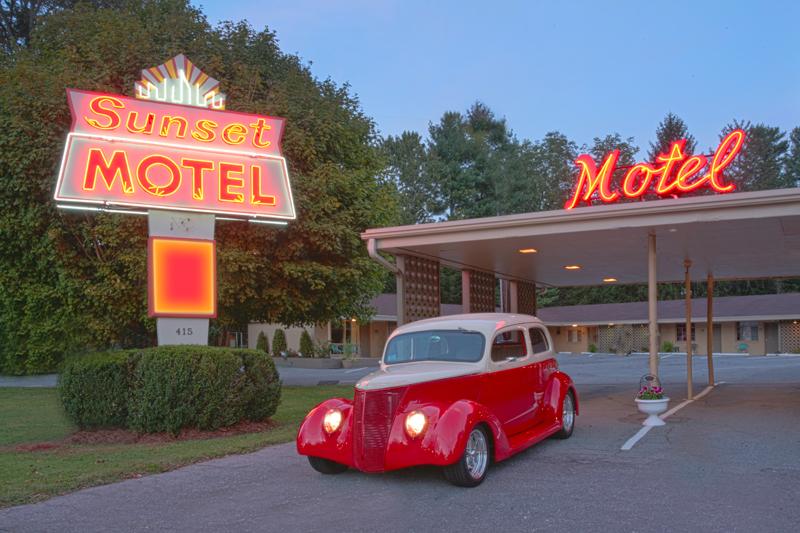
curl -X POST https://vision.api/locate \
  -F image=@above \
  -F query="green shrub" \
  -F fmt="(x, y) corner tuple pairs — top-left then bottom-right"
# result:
(256, 331), (270, 354)
(272, 329), (287, 357)
(661, 341), (676, 353)
(588, 343), (598, 353)
(58, 346), (281, 435)
(299, 330), (314, 357)
(59, 351), (136, 428)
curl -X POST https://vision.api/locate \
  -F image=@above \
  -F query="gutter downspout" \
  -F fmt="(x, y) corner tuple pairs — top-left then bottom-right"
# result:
(367, 238), (400, 275)
(367, 238), (405, 325)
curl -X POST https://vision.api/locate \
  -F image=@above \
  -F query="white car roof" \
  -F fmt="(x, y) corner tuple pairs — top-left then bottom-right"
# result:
(390, 313), (544, 339)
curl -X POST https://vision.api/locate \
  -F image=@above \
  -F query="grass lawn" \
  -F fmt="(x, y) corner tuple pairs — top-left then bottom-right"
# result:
(0, 385), (352, 508)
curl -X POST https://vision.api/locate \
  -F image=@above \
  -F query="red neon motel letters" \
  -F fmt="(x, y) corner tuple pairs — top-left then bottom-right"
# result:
(565, 129), (745, 209)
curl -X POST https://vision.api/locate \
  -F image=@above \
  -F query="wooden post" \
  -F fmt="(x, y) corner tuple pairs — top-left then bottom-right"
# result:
(648, 233), (659, 376)
(509, 281), (519, 313)
(707, 273), (715, 386)
(684, 259), (693, 400)
(461, 270), (471, 314)
(395, 255), (406, 326)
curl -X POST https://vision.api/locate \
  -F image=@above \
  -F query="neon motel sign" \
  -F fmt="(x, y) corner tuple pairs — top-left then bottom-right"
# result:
(54, 55), (295, 323)
(565, 129), (746, 209)
(54, 65), (294, 221)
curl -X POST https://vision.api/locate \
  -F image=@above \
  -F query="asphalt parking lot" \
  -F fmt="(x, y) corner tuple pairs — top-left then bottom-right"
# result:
(1, 354), (799, 532)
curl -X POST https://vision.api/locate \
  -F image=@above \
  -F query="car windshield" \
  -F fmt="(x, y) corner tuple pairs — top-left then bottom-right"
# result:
(383, 329), (485, 365)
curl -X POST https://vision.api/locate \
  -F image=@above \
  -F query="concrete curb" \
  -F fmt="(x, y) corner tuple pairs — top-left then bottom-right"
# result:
(271, 357), (342, 369)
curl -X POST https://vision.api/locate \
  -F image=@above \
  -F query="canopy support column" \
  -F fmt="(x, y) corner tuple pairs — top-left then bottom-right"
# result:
(508, 280), (519, 313)
(707, 273), (716, 386)
(648, 233), (658, 377)
(463, 270), (495, 313)
(684, 259), (694, 400)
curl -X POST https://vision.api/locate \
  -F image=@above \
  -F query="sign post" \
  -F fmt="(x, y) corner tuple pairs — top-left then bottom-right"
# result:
(54, 54), (295, 345)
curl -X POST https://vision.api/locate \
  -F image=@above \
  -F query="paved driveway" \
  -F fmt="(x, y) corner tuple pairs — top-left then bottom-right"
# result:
(2, 355), (799, 532)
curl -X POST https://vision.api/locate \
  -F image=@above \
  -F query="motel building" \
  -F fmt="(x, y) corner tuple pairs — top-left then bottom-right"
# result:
(252, 182), (800, 399)
(249, 292), (800, 358)
(248, 129), (800, 399)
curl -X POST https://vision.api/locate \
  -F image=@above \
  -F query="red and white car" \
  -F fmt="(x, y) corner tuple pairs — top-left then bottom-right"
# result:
(296, 313), (578, 486)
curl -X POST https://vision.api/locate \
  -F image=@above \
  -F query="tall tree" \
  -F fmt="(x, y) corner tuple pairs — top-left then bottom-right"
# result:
(0, 0), (125, 54)
(647, 112), (696, 162)
(536, 131), (579, 210)
(426, 102), (513, 220)
(784, 126), (800, 188)
(381, 131), (432, 225)
(721, 120), (791, 191)
(0, 0), (396, 373)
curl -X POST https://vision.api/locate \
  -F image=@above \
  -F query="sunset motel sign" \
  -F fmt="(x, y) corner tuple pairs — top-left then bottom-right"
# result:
(54, 54), (294, 344)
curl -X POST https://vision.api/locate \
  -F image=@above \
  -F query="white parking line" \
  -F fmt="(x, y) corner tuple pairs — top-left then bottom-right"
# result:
(620, 382), (725, 451)
(344, 368), (370, 374)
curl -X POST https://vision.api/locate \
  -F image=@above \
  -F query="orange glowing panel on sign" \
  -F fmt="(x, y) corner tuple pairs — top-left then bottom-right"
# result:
(565, 129), (746, 209)
(54, 89), (295, 220)
(148, 237), (216, 318)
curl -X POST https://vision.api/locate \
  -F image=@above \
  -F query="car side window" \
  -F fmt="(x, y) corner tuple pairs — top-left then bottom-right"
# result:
(491, 329), (527, 362)
(528, 327), (549, 355)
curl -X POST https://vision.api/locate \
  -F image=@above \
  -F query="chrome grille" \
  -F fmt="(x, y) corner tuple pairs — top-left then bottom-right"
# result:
(353, 388), (402, 472)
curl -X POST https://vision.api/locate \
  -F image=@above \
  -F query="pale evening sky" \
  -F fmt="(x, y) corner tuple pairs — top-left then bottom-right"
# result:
(196, 0), (800, 154)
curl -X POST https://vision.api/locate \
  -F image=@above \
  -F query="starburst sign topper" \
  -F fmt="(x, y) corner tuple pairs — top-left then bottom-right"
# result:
(54, 55), (294, 221)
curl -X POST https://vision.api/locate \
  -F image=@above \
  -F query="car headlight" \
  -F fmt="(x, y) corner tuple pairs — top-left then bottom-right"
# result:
(405, 411), (427, 438)
(323, 409), (343, 433)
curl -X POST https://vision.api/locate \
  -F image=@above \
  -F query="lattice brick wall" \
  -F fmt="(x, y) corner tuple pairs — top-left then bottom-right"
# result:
(468, 270), (495, 313)
(779, 321), (800, 353)
(402, 255), (440, 323)
(518, 281), (537, 316)
(597, 325), (650, 354)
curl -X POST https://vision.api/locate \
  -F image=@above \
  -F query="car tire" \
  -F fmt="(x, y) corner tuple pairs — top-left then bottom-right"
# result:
(443, 425), (491, 487)
(553, 391), (576, 439)
(307, 456), (348, 475)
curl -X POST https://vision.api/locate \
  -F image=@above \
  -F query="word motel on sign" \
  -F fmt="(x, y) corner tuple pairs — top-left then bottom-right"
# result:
(55, 89), (295, 219)
(565, 130), (745, 209)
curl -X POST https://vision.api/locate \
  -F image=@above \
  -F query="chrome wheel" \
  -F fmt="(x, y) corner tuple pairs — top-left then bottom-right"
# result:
(464, 428), (488, 480)
(562, 393), (575, 432)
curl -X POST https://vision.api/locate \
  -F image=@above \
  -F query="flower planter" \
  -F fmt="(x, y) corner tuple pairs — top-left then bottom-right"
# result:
(635, 397), (670, 426)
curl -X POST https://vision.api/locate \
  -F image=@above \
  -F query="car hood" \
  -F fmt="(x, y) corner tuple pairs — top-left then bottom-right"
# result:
(355, 361), (481, 391)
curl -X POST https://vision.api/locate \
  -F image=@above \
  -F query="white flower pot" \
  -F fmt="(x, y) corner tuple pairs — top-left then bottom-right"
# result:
(635, 397), (670, 426)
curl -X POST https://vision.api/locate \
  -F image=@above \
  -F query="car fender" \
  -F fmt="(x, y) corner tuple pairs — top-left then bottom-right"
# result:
(543, 371), (579, 423)
(296, 397), (354, 466)
(384, 399), (511, 470)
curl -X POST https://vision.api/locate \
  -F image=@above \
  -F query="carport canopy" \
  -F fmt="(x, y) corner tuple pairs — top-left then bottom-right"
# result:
(363, 188), (800, 287)
(362, 187), (800, 397)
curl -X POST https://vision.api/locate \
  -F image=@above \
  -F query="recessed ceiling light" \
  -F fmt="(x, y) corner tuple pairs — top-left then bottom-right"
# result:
(571, 324), (578, 327)
(564, 265), (581, 270)
(609, 323), (615, 326)
(518, 248), (538, 254)
(668, 228), (678, 233)
(603, 277), (617, 283)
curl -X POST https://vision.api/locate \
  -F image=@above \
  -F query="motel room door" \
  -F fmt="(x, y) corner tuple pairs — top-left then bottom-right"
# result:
(765, 323), (779, 354)
(713, 325), (722, 353)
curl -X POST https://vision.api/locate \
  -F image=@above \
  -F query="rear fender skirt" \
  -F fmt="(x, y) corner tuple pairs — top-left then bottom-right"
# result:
(543, 371), (579, 425)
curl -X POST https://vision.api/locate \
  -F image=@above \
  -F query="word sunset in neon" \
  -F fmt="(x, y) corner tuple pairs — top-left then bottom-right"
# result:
(565, 130), (745, 210)
(54, 81), (294, 220)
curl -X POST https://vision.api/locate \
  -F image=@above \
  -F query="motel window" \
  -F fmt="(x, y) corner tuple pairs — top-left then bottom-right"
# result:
(737, 321), (759, 341)
(567, 328), (582, 344)
(491, 330), (528, 362)
(676, 324), (696, 342)
(528, 327), (549, 354)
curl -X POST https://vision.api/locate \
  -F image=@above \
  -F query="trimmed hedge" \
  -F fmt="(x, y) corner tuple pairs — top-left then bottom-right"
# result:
(59, 346), (281, 434)
(299, 330), (314, 357)
(272, 329), (287, 357)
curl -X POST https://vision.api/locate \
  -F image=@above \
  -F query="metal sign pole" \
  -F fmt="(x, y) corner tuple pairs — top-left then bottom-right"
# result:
(148, 210), (215, 345)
